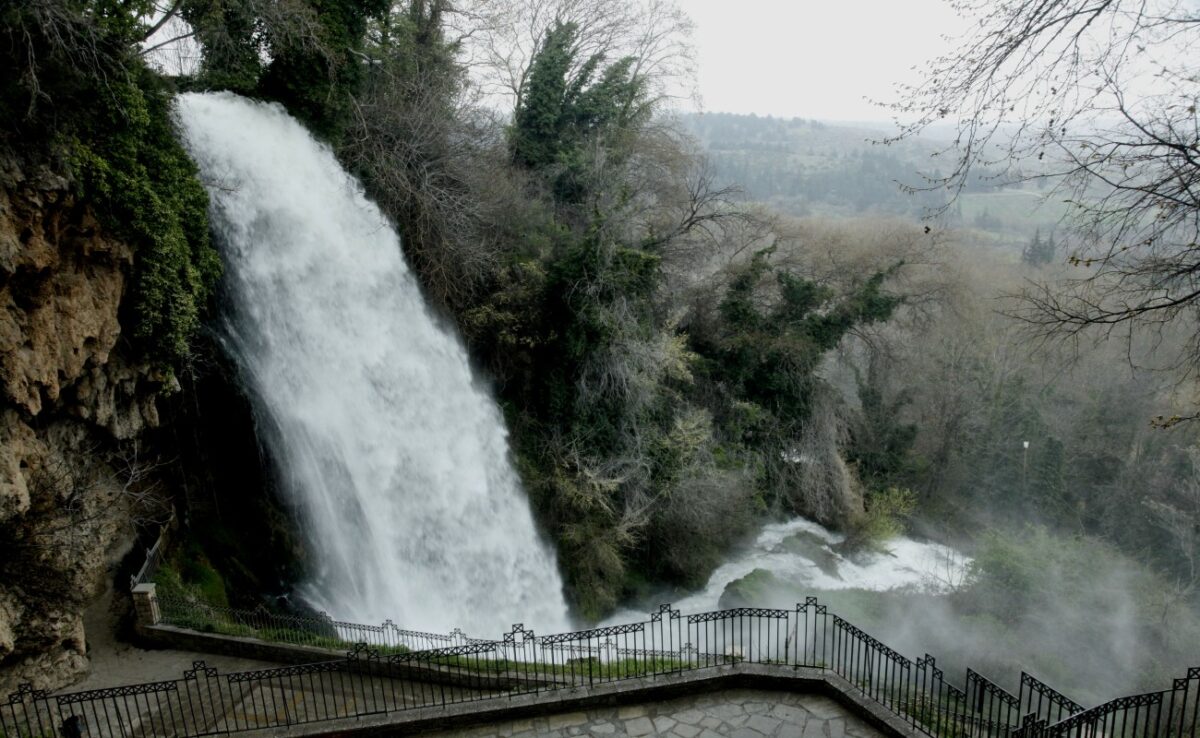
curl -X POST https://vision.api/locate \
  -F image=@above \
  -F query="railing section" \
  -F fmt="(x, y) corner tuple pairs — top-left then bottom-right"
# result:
(156, 595), (462, 653)
(1018, 667), (1200, 738)
(7, 600), (1195, 738)
(1018, 672), (1084, 728)
(128, 513), (176, 591)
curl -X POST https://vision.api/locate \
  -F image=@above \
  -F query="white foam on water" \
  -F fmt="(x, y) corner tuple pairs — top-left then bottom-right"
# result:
(612, 517), (968, 621)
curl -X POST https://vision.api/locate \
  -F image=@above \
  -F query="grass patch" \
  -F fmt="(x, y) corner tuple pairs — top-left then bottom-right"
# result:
(421, 655), (697, 680)
(158, 603), (413, 656)
(154, 544), (229, 608)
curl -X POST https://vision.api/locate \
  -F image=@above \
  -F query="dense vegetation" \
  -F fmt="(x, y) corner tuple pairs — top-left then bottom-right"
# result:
(1, 0), (905, 618)
(1, 1), (221, 367)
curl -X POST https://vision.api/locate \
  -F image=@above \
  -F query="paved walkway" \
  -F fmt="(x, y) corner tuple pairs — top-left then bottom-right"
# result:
(25, 663), (483, 738)
(420, 688), (885, 738)
(71, 642), (283, 692)
(69, 586), (282, 693)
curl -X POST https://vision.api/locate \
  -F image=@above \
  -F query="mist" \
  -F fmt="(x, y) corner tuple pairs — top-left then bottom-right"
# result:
(633, 204), (1200, 703)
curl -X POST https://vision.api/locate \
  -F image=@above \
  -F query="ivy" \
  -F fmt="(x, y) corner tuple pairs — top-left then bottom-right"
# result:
(69, 67), (221, 369)
(707, 251), (902, 422)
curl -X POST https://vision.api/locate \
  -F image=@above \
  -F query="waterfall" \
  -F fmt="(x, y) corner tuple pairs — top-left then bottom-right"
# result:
(175, 92), (569, 635)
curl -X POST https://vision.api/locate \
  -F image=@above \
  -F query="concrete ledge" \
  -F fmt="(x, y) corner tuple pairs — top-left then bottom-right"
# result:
(229, 663), (921, 738)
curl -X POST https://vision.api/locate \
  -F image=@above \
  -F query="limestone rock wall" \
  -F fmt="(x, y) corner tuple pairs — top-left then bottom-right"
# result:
(0, 152), (168, 692)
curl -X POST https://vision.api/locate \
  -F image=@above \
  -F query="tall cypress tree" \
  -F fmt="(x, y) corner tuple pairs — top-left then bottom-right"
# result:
(510, 22), (580, 171)
(510, 21), (646, 192)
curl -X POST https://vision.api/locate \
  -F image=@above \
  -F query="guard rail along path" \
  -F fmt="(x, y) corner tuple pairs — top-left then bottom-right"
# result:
(4, 587), (1198, 738)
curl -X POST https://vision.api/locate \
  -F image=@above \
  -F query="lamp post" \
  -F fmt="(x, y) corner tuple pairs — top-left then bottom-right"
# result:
(1022, 440), (1029, 491)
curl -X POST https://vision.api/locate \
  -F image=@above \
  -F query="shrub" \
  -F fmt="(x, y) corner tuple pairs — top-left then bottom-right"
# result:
(843, 486), (917, 553)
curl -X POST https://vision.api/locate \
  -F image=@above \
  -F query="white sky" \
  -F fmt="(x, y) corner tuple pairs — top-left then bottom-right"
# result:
(684, 0), (966, 122)
(146, 0), (971, 124)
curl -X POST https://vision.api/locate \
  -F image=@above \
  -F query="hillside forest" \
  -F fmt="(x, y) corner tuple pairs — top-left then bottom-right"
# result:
(0, 0), (1198, 703)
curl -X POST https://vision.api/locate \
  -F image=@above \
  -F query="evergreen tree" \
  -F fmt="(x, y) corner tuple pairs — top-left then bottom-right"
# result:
(510, 22), (647, 202)
(182, 0), (389, 138)
(510, 22), (579, 171)
(1022, 228), (1056, 266)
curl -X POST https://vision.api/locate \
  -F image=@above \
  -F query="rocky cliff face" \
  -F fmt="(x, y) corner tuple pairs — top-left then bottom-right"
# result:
(0, 152), (168, 692)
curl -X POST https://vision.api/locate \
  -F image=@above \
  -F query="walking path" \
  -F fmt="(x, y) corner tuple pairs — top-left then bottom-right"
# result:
(419, 688), (885, 738)
(70, 585), (282, 692)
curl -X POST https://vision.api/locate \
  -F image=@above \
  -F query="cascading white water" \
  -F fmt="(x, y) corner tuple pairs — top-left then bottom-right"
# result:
(670, 517), (968, 612)
(607, 517), (968, 623)
(175, 92), (569, 635)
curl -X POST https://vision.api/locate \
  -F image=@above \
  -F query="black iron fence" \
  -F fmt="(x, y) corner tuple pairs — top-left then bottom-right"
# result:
(1014, 668), (1200, 738)
(4, 599), (1197, 738)
(156, 594), (467, 653)
(128, 513), (176, 591)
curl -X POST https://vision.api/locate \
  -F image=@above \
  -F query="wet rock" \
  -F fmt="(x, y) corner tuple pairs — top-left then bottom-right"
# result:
(719, 569), (788, 609)
(777, 530), (843, 580)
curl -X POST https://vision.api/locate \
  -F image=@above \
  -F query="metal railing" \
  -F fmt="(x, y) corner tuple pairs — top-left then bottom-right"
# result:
(1018, 671), (1084, 728)
(128, 512), (176, 591)
(1014, 668), (1200, 738)
(7, 599), (1196, 738)
(156, 595), (468, 653)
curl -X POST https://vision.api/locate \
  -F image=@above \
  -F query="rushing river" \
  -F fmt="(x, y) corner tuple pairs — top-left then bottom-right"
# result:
(611, 516), (967, 622)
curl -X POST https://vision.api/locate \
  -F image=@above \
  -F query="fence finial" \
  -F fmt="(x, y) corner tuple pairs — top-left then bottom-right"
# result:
(183, 661), (218, 679)
(651, 604), (680, 621)
(348, 642), (380, 660)
(7, 682), (45, 704)
(504, 623), (535, 644)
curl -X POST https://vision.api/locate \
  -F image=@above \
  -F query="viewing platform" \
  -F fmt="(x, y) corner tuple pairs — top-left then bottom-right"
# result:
(2, 583), (1194, 738)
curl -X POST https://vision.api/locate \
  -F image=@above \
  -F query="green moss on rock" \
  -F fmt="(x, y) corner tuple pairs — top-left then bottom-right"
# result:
(69, 68), (221, 369)
(719, 568), (786, 609)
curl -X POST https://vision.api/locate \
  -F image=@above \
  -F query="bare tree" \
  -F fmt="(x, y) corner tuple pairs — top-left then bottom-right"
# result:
(5, 0), (138, 119)
(776, 385), (864, 526)
(891, 0), (1200, 378)
(342, 65), (497, 309)
(458, 0), (696, 111)
(0, 438), (172, 606)
(624, 128), (745, 260)
(1144, 444), (1200, 596)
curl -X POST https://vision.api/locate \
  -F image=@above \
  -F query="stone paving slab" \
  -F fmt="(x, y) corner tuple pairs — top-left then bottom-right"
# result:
(417, 688), (885, 738)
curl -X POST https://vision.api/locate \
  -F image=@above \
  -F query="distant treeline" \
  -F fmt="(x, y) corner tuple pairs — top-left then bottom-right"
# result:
(680, 112), (1024, 219)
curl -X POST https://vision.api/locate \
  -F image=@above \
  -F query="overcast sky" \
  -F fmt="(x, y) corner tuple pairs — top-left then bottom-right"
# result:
(148, 0), (970, 124)
(684, 0), (966, 122)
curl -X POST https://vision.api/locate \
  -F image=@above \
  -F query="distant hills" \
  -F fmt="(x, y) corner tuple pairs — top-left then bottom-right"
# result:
(678, 112), (1067, 242)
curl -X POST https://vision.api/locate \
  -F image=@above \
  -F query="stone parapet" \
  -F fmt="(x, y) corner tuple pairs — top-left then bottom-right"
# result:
(131, 583), (160, 626)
